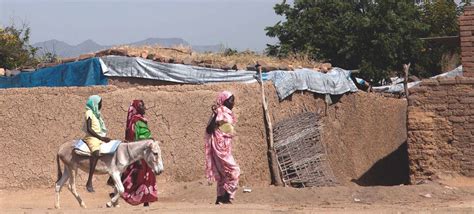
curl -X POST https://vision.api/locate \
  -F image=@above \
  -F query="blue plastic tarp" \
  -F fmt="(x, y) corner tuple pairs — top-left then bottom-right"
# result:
(0, 58), (107, 89)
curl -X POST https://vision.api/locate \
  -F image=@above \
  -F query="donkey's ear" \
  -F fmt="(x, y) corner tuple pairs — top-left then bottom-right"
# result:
(147, 140), (154, 148)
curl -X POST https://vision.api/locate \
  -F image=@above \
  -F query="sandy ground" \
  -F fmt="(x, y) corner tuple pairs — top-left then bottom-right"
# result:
(1, 177), (473, 213)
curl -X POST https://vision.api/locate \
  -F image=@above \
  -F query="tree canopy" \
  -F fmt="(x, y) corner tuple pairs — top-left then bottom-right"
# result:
(266, 0), (469, 84)
(0, 24), (38, 69)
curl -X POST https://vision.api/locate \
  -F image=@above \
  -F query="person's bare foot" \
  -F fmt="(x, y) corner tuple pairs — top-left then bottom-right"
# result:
(144, 202), (149, 207)
(86, 185), (95, 193)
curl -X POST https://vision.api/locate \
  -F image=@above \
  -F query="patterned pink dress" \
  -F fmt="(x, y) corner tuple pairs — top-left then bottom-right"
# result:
(205, 91), (241, 199)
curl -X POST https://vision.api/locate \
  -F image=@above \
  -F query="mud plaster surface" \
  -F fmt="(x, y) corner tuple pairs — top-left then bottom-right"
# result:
(0, 83), (406, 189)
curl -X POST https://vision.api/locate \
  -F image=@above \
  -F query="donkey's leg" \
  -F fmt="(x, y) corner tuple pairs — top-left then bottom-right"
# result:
(54, 167), (70, 209)
(106, 172), (124, 208)
(109, 186), (121, 208)
(68, 168), (86, 208)
(106, 181), (121, 208)
(112, 185), (120, 207)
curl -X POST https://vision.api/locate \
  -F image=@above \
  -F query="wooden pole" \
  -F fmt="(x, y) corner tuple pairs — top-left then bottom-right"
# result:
(257, 65), (284, 186)
(403, 63), (411, 98)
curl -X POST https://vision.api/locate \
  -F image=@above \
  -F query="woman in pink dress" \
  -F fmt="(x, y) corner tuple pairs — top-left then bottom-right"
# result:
(205, 91), (241, 204)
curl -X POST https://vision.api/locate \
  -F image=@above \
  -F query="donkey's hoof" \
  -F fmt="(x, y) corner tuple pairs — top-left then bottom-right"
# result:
(80, 203), (87, 208)
(106, 202), (113, 208)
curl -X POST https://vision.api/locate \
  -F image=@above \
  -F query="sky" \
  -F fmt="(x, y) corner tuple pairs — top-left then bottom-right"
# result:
(0, 0), (467, 51)
(0, 0), (289, 51)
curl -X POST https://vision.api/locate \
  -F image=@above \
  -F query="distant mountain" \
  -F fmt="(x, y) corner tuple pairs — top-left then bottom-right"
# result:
(75, 39), (105, 54)
(33, 38), (223, 58)
(192, 44), (225, 53)
(33, 39), (110, 58)
(129, 37), (190, 47)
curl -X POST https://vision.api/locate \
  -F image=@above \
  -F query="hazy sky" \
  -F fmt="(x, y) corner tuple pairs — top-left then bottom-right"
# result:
(0, 0), (289, 51)
(0, 0), (467, 51)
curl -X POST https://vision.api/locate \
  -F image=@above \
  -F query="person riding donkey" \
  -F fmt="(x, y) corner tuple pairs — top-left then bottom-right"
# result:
(82, 95), (111, 192)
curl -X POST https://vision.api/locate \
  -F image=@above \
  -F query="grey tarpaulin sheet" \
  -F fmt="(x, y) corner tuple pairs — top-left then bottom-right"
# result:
(101, 56), (258, 84)
(100, 56), (359, 99)
(372, 65), (463, 93)
(263, 68), (359, 100)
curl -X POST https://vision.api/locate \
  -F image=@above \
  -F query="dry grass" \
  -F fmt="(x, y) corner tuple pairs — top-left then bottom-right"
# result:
(55, 45), (329, 72)
(194, 51), (322, 69)
(110, 45), (325, 71)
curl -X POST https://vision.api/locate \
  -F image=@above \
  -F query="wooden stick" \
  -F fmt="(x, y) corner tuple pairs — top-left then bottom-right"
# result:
(350, 69), (361, 74)
(158, 47), (192, 55)
(403, 63), (411, 98)
(257, 65), (284, 186)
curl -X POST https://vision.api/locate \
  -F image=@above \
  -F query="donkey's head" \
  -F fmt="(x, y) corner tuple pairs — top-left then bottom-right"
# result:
(143, 140), (164, 175)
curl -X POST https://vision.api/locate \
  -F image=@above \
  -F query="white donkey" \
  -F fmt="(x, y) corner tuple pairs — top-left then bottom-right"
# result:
(54, 139), (164, 208)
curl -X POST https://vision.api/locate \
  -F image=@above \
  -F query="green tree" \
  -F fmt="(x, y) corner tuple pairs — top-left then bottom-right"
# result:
(223, 48), (238, 56)
(38, 52), (59, 64)
(415, 0), (464, 77)
(0, 23), (38, 69)
(265, 0), (461, 84)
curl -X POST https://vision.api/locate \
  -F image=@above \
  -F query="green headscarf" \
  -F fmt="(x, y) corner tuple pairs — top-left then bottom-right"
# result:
(86, 95), (107, 133)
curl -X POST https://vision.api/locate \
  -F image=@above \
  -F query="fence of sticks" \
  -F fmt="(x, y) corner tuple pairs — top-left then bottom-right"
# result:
(273, 112), (338, 187)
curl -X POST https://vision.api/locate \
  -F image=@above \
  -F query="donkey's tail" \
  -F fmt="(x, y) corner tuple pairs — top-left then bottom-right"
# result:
(56, 154), (62, 183)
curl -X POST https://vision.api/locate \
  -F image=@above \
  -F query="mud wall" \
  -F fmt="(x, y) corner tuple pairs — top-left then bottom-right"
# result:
(460, 6), (474, 77)
(0, 83), (407, 189)
(408, 77), (474, 183)
(320, 94), (408, 186)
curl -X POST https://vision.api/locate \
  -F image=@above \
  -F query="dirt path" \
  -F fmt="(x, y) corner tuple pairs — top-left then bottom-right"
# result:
(1, 178), (473, 213)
